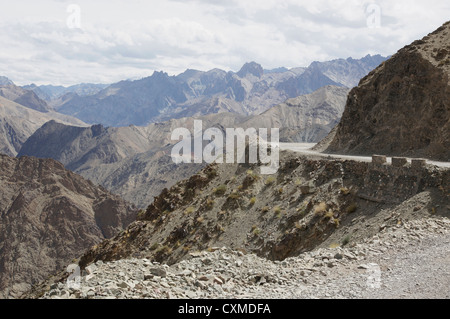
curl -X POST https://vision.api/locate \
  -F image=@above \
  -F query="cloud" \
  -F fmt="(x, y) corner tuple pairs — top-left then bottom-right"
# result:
(0, 0), (448, 86)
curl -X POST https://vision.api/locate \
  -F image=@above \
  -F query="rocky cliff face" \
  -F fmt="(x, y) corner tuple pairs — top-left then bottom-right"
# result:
(324, 22), (450, 161)
(0, 155), (137, 298)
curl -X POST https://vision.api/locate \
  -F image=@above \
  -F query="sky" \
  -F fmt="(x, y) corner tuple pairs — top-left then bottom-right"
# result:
(0, 0), (449, 86)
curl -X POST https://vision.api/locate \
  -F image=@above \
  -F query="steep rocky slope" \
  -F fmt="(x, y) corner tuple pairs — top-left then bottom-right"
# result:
(54, 56), (385, 126)
(0, 155), (138, 298)
(324, 21), (450, 161)
(36, 218), (450, 299)
(64, 150), (448, 273)
(0, 96), (87, 157)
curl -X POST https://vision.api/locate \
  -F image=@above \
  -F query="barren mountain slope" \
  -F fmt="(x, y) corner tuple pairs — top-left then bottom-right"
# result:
(0, 155), (138, 298)
(242, 86), (349, 143)
(69, 150), (448, 271)
(324, 21), (450, 161)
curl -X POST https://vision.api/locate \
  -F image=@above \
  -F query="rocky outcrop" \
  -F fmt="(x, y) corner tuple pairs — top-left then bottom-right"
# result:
(0, 155), (137, 298)
(324, 21), (450, 161)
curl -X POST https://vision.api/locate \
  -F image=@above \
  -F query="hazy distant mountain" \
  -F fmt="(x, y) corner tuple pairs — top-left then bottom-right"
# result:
(0, 76), (14, 86)
(19, 86), (348, 207)
(243, 85), (350, 143)
(0, 95), (87, 156)
(322, 22), (450, 161)
(23, 83), (109, 101)
(53, 55), (386, 127)
(0, 84), (51, 113)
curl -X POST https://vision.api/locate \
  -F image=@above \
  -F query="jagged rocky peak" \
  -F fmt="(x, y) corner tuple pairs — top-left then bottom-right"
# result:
(0, 76), (14, 86)
(237, 62), (264, 78)
(323, 21), (450, 161)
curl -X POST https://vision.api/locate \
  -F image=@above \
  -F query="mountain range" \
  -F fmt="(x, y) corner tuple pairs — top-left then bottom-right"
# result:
(49, 55), (385, 127)
(23, 83), (108, 102)
(18, 85), (349, 208)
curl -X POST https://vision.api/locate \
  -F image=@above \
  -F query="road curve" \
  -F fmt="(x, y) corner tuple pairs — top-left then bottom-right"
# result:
(278, 143), (450, 169)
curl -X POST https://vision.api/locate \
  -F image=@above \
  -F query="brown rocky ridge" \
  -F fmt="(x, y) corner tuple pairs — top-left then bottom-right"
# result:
(0, 155), (137, 298)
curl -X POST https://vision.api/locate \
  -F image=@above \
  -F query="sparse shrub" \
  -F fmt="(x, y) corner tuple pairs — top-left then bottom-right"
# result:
(206, 199), (214, 209)
(184, 207), (196, 215)
(137, 209), (146, 220)
(246, 170), (260, 181)
(216, 224), (225, 232)
(206, 169), (217, 179)
(294, 221), (305, 230)
(296, 204), (307, 215)
(196, 216), (205, 223)
(331, 217), (341, 228)
(340, 187), (350, 195)
(261, 206), (270, 213)
(156, 245), (172, 255)
(249, 197), (257, 205)
(214, 185), (227, 196)
(314, 202), (327, 215)
(252, 226), (261, 236)
(295, 178), (303, 186)
(342, 235), (351, 246)
(278, 187), (284, 194)
(274, 206), (283, 218)
(265, 176), (276, 185)
(329, 243), (340, 249)
(346, 203), (358, 214)
(325, 210), (334, 219)
(228, 192), (241, 200)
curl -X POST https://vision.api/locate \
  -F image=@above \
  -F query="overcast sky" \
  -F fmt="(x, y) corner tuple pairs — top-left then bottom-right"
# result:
(1, 0), (449, 86)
